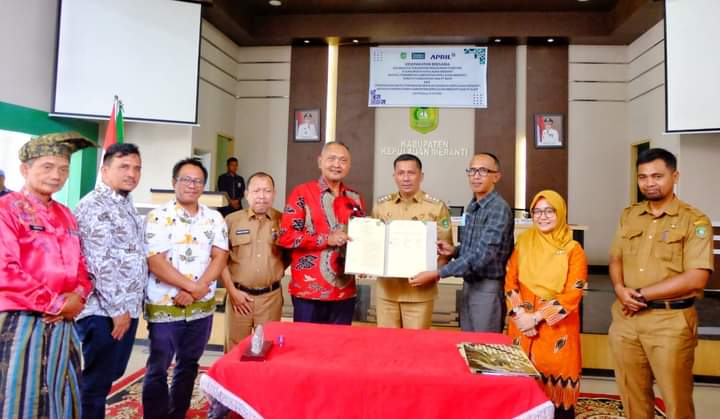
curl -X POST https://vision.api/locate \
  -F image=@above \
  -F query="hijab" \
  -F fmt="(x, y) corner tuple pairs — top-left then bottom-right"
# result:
(516, 190), (577, 300)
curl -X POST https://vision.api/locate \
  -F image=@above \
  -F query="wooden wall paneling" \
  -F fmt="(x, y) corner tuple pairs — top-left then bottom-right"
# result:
(525, 45), (569, 208)
(475, 45), (517, 206)
(336, 45), (375, 205)
(286, 46), (328, 199)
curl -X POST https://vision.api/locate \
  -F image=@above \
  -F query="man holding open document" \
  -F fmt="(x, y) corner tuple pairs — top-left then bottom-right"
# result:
(279, 142), (365, 325)
(358, 154), (452, 329)
(411, 153), (514, 332)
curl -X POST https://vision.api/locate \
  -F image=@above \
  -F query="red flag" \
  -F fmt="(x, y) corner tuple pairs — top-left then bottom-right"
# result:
(103, 101), (117, 151)
(97, 98), (124, 185)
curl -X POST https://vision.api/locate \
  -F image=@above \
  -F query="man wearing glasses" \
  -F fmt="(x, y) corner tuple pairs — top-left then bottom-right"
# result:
(412, 153), (514, 332)
(142, 158), (228, 419)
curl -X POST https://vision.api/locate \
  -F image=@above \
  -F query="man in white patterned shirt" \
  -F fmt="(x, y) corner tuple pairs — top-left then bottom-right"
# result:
(75, 143), (146, 419)
(143, 158), (228, 419)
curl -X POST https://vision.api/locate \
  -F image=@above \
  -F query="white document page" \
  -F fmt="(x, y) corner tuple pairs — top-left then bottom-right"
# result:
(345, 217), (387, 276)
(385, 220), (437, 278)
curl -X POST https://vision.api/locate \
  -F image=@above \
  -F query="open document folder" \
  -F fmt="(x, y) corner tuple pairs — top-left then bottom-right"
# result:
(457, 343), (540, 377)
(345, 217), (437, 278)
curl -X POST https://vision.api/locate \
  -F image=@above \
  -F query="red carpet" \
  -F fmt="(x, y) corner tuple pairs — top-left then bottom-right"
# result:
(106, 366), (210, 419)
(106, 369), (666, 418)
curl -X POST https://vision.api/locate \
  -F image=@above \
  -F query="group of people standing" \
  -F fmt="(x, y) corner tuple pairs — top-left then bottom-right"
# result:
(233, 141), (713, 419)
(0, 134), (230, 419)
(0, 131), (713, 419)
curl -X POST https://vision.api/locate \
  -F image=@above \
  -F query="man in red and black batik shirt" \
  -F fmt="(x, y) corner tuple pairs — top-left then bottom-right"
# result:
(279, 142), (365, 325)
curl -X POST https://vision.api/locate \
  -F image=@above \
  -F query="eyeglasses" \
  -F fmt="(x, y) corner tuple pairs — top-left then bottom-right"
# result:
(531, 208), (557, 218)
(176, 176), (205, 186)
(465, 167), (498, 177)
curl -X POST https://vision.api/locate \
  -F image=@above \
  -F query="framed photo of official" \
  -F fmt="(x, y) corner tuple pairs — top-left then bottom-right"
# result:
(294, 109), (321, 142)
(534, 113), (564, 149)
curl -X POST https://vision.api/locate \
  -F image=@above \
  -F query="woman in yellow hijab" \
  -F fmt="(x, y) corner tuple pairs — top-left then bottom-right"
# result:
(505, 190), (587, 419)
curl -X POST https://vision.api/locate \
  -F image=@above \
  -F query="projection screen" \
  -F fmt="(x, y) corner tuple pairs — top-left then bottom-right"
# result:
(53, 0), (201, 124)
(665, 0), (720, 133)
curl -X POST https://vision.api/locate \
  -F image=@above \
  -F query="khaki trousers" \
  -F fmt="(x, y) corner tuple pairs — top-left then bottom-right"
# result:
(376, 297), (434, 329)
(224, 287), (283, 352)
(608, 301), (698, 419)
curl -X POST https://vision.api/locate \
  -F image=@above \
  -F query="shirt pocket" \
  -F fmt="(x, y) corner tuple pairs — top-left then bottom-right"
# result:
(230, 232), (252, 259)
(19, 225), (59, 254)
(654, 231), (684, 272)
(621, 229), (643, 254)
(265, 233), (283, 259)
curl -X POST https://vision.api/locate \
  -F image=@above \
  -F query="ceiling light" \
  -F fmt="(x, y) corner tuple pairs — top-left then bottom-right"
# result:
(577, 0), (590, 3)
(304, 39), (310, 44)
(269, 0), (282, 6)
(352, 39), (359, 43)
(547, 38), (555, 43)
(494, 38), (501, 43)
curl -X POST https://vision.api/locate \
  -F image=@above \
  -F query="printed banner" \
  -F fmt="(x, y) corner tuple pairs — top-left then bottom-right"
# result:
(369, 47), (488, 108)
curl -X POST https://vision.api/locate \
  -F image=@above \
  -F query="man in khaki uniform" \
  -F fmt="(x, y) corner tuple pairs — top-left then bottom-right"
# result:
(221, 172), (288, 351)
(371, 154), (453, 329)
(608, 148), (713, 419)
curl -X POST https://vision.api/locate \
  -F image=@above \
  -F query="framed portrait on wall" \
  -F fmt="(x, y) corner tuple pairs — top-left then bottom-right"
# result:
(534, 114), (564, 148)
(294, 109), (321, 142)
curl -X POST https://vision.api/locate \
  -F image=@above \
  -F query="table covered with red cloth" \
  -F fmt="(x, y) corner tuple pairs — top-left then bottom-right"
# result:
(200, 321), (553, 419)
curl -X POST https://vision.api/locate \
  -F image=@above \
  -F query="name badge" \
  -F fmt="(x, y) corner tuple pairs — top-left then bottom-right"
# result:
(459, 213), (467, 227)
(29, 224), (46, 232)
(235, 229), (250, 235)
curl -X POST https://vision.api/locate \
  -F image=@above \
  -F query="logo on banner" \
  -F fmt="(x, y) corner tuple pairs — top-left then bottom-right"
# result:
(410, 107), (439, 134)
(464, 48), (487, 64)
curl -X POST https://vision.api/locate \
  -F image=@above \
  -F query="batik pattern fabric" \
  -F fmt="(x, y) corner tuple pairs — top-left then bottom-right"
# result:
(0, 311), (82, 419)
(74, 182), (147, 320)
(144, 200), (228, 323)
(278, 178), (365, 301)
(0, 190), (92, 314)
(505, 246), (587, 411)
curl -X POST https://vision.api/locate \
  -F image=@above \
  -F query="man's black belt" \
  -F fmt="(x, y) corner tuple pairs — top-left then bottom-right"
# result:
(234, 281), (281, 296)
(646, 298), (695, 310)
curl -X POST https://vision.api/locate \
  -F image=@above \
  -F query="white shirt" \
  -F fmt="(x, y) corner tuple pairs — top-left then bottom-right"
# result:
(297, 121), (318, 139)
(541, 128), (560, 145)
(144, 200), (228, 322)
